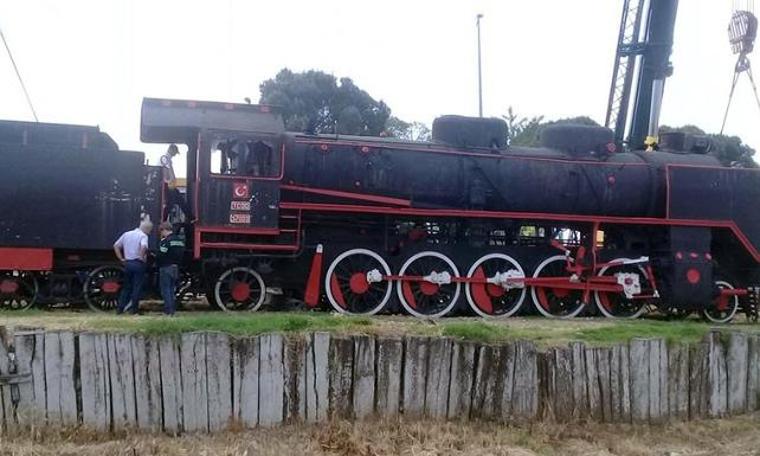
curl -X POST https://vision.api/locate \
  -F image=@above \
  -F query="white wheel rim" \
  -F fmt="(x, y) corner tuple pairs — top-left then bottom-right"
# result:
(324, 248), (392, 315)
(465, 253), (526, 318)
(530, 255), (586, 319)
(396, 251), (461, 318)
(703, 280), (739, 323)
(593, 259), (649, 319)
(214, 267), (266, 312)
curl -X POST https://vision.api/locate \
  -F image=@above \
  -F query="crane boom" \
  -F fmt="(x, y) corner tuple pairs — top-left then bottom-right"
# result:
(605, 0), (679, 149)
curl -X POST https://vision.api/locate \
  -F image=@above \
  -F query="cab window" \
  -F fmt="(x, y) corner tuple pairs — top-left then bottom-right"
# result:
(210, 136), (279, 177)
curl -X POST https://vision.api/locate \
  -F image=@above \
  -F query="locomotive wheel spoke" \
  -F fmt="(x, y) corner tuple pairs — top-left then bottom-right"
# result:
(396, 251), (461, 318)
(325, 248), (392, 316)
(83, 266), (124, 312)
(1, 271), (38, 310)
(530, 255), (586, 319)
(593, 259), (650, 319)
(703, 280), (740, 324)
(213, 267), (266, 312)
(465, 253), (526, 318)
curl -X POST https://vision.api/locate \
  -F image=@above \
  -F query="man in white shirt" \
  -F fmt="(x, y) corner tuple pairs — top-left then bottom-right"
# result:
(160, 144), (194, 222)
(113, 219), (153, 314)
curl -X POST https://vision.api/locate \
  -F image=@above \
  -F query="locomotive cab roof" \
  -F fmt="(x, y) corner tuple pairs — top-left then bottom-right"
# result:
(140, 97), (285, 144)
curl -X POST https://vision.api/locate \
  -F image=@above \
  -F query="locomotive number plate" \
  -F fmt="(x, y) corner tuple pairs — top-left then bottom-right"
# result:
(230, 201), (251, 211)
(229, 213), (251, 224)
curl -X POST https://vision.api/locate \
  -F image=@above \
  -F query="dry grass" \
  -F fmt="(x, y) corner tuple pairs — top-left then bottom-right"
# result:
(1, 416), (760, 455)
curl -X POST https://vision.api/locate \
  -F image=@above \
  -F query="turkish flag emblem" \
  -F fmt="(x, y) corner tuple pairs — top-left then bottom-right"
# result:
(232, 182), (249, 200)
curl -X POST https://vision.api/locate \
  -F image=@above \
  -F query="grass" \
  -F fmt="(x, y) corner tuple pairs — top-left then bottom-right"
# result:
(89, 312), (373, 337)
(0, 309), (757, 347)
(441, 321), (505, 343)
(575, 320), (715, 346)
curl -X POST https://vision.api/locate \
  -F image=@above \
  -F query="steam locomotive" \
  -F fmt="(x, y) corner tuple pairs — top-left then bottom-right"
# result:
(1, 98), (759, 322)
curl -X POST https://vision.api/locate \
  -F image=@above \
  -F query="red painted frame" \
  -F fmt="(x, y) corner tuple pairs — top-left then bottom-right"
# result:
(278, 201), (760, 262)
(0, 248), (53, 271)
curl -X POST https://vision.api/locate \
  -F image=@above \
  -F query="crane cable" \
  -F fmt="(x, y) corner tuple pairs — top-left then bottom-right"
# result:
(0, 23), (38, 122)
(719, 55), (760, 134)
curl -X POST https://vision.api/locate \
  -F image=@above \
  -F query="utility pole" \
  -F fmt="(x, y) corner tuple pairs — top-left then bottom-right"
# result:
(477, 14), (484, 117)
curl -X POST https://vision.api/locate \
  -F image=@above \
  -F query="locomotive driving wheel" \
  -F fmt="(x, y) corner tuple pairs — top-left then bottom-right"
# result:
(0, 271), (38, 310)
(396, 251), (461, 318)
(465, 253), (526, 318)
(703, 279), (740, 323)
(213, 267), (266, 312)
(83, 265), (124, 312)
(593, 259), (651, 319)
(530, 255), (586, 319)
(325, 248), (392, 315)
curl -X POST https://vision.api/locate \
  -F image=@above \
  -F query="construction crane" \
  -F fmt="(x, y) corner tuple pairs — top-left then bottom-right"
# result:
(605, 0), (679, 150)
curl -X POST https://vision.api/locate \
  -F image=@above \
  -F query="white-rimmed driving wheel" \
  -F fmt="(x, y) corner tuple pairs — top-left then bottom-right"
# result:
(213, 267), (266, 312)
(396, 251), (461, 318)
(703, 280), (740, 323)
(530, 255), (586, 319)
(325, 248), (392, 315)
(593, 259), (650, 319)
(465, 253), (526, 318)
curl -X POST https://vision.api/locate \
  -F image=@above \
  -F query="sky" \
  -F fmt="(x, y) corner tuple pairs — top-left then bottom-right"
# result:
(0, 0), (757, 176)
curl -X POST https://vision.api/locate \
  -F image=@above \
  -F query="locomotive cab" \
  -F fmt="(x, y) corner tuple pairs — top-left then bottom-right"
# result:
(140, 98), (291, 259)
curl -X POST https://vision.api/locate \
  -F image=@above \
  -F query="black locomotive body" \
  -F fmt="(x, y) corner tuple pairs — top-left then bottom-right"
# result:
(0, 120), (162, 307)
(0, 121), (161, 250)
(1, 98), (759, 323)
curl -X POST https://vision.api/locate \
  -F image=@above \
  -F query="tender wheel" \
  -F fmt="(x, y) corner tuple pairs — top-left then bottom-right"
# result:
(465, 253), (526, 318)
(593, 259), (650, 319)
(397, 251), (461, 318)
(213, 267), (266, 311)
(703, 280), (740, 324)
(530, 255), (586, 319)
(83, 265), (124, 312)
(325, 248), (392, 315)
(0, 271), (39, 310)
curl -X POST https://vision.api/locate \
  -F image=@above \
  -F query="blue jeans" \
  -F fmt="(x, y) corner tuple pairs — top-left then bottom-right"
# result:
(159, 264), (179, 315)
(118, 260), (146, 314)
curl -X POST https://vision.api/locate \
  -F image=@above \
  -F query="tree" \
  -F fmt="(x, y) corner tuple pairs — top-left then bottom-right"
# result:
(259, 69), (391, 136)
(385, 116), (432, 141)
(503, 107), (600, 147)
(503, 107), (543, 147)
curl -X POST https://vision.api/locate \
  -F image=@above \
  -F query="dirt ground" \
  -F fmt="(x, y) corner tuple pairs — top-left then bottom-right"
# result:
(2, 416), (760, 456)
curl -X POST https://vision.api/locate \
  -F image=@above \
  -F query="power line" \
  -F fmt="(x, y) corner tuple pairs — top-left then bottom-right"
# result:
(0, 23), (38, 122)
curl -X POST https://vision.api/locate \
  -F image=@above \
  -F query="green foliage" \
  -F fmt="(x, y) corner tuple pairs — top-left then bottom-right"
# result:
(503, 107), (600, 147)
(259, 69), (391, 136)
(503, 107), (544, 147)
(384, 116), (432, 141)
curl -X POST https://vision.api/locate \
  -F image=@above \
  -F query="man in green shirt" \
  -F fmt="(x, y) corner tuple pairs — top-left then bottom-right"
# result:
(156, 222), (185, 315)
